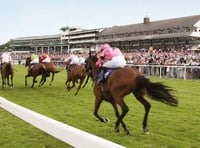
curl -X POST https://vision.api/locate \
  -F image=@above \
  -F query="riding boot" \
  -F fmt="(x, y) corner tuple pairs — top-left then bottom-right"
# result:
(97, 68), (105, 84)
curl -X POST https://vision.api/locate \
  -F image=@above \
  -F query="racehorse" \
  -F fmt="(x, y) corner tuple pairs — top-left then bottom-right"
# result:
(85, 54), (178, 135)
(25, 57), (47, 88)
(0, 63), (14, 88)
(65, 59), (87, 95)
(39, 57), (61, 86)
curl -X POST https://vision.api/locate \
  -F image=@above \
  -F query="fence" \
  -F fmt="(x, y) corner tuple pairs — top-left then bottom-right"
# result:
(126, 64), (200, 80)
(13, 59), (200, 80)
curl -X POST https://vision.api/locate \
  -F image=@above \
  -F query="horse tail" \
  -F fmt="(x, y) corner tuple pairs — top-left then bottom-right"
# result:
(55, 68), (63, 73)
(135, 75), (178, 106)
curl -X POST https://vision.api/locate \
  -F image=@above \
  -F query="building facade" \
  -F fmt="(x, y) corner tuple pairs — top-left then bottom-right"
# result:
(11, 27), (102, 54)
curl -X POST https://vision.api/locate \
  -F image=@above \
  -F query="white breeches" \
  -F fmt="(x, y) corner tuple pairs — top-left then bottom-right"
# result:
(102, 56), (126, 68)
(30, 59), (39, 64)
(71, 58), (79, 65)
(42, 58), (51, 63)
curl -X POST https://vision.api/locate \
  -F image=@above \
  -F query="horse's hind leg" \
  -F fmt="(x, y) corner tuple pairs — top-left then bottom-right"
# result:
(133, 91), (151, 134)
(7, 76), (13, 88)
(109, 100), (129, 135)
(10, 76), (14, 88)
(113, 97), (130, 135)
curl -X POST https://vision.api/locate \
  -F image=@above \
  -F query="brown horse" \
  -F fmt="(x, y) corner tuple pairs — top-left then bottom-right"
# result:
(39, 57), (61, 86)
(0, 63), (14, 88)
(85, 54), (178, 135)
(25, 57), (47, 88)
(65, 60), (87, 95)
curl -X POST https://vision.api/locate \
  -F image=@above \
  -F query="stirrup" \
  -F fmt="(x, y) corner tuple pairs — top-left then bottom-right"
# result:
(97, 78), (104, 84)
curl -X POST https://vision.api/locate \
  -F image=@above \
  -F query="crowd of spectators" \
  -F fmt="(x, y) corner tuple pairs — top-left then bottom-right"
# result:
(123, 47), (200, 66)
(2, 47), (200, 67)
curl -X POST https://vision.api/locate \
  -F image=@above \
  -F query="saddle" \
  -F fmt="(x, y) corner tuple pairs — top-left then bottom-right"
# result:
(30, 63), (35, 70)
(98, 68), (119, 84)
(104, 68), (116, 80)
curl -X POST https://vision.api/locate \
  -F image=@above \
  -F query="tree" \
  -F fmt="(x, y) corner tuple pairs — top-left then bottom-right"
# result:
(0, 41), (11, 52)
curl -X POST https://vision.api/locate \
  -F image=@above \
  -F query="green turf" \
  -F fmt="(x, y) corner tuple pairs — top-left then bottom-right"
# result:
(0, 65), (200, 148)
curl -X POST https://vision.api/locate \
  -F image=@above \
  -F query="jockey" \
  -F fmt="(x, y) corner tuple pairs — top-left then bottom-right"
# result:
(40, 53), (51, 63)
(64, 53), (80, 71)
(30, 53), (39, 70)
(0, 51), (12, 69)
(1, 51), (12, 63)
(78, 56), (86, 65)
(96, 43), (126, 83)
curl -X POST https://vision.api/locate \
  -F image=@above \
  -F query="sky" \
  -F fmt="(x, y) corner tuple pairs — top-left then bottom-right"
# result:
(0, 0), (200, 44)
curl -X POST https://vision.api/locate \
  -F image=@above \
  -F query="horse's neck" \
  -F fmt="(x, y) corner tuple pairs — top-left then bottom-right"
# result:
(91, 66), (98, 81)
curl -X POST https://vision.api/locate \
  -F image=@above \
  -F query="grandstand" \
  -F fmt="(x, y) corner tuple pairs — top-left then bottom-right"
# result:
(10, 15), (200, 53)
(98, 15), (200, 51)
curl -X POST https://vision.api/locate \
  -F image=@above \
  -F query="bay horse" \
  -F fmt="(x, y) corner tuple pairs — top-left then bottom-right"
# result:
(85, 54), (178, 135)
(65, 59), (87, 95)
(39, 57), (61, 86)
(25, 57), (47, 88)
(0, 63), (14, 88)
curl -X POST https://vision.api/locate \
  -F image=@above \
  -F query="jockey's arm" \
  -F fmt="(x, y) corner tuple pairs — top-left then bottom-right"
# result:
(96, 57), (104, 68)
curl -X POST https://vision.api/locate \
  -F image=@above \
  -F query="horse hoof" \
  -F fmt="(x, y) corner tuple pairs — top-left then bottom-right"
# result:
(102, 117), (109, 123)
(115, 128), (120, 133)
(125, 130), (130, 135)
(143, 128), (149, 134)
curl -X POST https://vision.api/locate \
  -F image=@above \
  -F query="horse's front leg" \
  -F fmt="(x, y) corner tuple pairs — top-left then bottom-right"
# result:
(113, 97), (130, 135)
(31, 77), (37, 88)
(94, 97), (109, 123)
(68, 80), (75, 91)
(2, 77), (6, 88)
(82, 74), (89, 88)
(11, 76), (14, 88)
(39, 74), (46, 87)
(31, 77), (35, 88)
(75, 77), (85, 95)
(66, 80), (72, 91)
(25, 75), (28, 86)
(6, 76), (11, 87)
(49, 72), (54, 86)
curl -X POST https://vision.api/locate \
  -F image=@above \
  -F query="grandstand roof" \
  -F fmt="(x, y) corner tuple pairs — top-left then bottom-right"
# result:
(14, 34), (61, 41)
(98, 15), (200, 36)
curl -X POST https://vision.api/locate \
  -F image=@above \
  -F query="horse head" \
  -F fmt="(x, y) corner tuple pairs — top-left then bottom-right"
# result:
(65, 59), (72, 69)
(25, 57), (31, 67)
(85, 55), (98, 71)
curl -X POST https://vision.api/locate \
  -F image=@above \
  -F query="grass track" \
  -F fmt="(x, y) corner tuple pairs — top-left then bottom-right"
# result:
(0, 65), (200, 148)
